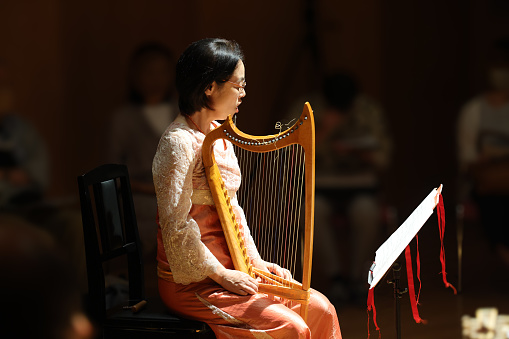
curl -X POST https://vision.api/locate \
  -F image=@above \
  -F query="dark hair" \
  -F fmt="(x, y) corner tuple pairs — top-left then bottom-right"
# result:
(127, 42), (174, 105)
(322, 72), (359, 112)
(176, 38), (244, 116)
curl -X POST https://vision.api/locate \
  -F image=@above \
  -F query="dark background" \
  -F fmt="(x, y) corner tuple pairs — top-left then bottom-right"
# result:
(1, 1), (508, 337)
(2, 0), (507, 215)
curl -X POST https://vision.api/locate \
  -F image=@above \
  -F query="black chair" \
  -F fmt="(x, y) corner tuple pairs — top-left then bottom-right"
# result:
(78, 164), (214, 338)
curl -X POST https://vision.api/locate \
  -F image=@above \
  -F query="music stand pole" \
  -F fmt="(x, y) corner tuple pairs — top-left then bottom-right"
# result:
(388, 262), (407, 339)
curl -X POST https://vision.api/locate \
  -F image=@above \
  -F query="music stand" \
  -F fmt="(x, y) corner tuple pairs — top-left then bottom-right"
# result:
(367, 185), (443, 338)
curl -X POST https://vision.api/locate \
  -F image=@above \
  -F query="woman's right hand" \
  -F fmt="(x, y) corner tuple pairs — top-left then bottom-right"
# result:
(209, 266), (258, 295)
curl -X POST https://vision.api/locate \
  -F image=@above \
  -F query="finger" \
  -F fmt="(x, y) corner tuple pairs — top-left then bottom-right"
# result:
(277, 267), (291, 280)
(270, 266), (279, 277)
(241, 284), (257, 295)
(237, 288), (248, 296)
(269, 264), (279, 275)
(245, 280), (259, 292)
(249, 276), (259, 286)
(260, 265), (270, 273)
(274, 266), (286, 278)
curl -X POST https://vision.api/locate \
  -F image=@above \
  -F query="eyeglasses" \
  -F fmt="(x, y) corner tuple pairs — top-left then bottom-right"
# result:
(226, 80), (246, 93)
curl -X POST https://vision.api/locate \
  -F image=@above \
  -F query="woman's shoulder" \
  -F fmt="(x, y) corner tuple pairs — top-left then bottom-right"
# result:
(154, 116), (198, 171)
(165, 114), (188, 131)
(159, 115), (203, 152)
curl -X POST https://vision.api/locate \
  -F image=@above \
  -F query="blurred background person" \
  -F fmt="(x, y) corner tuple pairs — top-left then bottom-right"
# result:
(0, 58), (49, 209)
(108, 43), (178, 267)
(457, 37), (509, 267)
(0, 217), (94, 339)
(290, 71), (392, 305)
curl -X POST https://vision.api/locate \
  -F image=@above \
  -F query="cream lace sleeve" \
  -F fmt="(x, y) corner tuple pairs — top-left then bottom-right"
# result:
(153, 130), (222, 284)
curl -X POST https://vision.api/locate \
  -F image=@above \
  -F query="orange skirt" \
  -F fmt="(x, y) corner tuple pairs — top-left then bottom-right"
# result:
(158, 275), (342, 339)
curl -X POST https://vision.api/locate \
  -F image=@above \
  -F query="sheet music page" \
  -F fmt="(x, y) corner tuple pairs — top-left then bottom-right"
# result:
(368, 186), (442, 289)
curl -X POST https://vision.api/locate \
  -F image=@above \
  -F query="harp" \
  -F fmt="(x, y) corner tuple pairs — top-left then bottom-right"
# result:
(202, 102), (315, 322)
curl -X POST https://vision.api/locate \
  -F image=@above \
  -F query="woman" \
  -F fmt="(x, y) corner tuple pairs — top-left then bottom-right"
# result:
(153, 38), (342, 338)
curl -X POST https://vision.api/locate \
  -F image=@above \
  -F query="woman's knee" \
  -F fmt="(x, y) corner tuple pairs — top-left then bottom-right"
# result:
(285, 317), (310, 339)
(267, 303), (310, 338)
(310, 289), (334, 311)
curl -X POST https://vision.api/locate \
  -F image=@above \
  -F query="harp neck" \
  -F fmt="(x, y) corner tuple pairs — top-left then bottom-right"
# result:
(202, 102), (315, 166)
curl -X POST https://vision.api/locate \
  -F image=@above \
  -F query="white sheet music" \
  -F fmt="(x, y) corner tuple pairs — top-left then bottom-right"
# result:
(368, 185), (443, 289)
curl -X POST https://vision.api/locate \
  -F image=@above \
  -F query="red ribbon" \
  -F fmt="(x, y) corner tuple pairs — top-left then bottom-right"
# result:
(416, 234), (422, 303)
(405, 241), (427, 324)
(437, 194), (457, 294)
(367, 288), (380, 338)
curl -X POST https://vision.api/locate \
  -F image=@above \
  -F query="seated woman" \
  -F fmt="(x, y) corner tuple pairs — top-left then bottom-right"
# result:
(153, 38), (342, 339)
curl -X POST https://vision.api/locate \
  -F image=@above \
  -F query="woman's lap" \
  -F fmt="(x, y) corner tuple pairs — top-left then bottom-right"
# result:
(159, 278), (341, 338)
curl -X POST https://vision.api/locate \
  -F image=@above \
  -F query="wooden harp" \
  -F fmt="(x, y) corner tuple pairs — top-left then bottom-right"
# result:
(202, 102), (315, 321)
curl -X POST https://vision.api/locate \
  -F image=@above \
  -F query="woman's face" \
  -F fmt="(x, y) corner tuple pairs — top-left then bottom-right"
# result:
(208, 60), (246, 120)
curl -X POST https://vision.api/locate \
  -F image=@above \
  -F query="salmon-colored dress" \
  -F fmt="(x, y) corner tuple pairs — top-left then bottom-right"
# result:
(152, 115), (342, 338)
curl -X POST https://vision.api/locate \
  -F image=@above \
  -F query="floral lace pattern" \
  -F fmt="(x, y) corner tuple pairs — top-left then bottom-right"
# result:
(153, 115), (259, 284)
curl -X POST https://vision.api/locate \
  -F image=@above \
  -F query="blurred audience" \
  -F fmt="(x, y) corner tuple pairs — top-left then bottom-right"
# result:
(0, 217), (94, 339)
(108, 43), (177, 263)
(457, 37), (509, 267)
(0, 58), (87, 293)
(290, 72), (392, 304)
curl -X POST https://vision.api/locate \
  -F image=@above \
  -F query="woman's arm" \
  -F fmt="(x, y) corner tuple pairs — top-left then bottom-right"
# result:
(154, 130), (259, 294)
(153, 131), (222, 284)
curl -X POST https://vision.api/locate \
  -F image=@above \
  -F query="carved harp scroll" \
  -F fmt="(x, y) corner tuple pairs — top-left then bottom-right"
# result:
(202, 102), (315, 322)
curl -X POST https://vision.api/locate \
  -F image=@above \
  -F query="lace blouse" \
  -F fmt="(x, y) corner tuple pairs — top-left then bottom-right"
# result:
(153, 115), (260, 284)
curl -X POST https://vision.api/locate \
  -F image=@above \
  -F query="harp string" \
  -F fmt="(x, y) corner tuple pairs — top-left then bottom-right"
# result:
(269, 149), (277, 264)
(276, 148), (285, 269)
(275, 147), (284, 268)
(283, 145), (295, 267)
(259, 152), (268, 260)
(278, 147), (291, 283)
(291, 147), (305, 276)
(283, 147), (294, 277)
(250, 151), (261, 257)
(284, 145), (295, 273)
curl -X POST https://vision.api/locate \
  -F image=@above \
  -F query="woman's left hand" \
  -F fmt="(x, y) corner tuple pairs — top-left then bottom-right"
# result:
(252, 258), (292, 280)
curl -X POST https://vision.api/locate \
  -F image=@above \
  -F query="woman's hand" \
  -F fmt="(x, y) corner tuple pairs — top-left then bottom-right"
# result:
(252, 258), (292, 281)
(209, 266), (258, 296)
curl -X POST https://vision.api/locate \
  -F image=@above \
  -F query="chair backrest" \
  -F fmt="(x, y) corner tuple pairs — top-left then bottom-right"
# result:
(77, 164), (145, 321)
